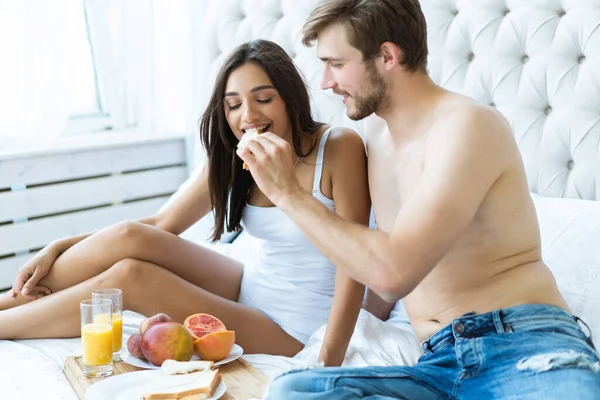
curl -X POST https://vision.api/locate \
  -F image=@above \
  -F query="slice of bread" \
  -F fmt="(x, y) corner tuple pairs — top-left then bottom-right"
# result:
(161, 360), (214, 375)
(142, 369), (221, 400)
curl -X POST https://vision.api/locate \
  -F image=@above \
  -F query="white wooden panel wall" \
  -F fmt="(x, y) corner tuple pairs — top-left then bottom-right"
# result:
(0, 137), (188, 289)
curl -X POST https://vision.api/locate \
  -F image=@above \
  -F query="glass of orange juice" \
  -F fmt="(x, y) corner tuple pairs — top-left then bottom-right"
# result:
(80, 298), (114, 377)
(92, 288), (123, 361)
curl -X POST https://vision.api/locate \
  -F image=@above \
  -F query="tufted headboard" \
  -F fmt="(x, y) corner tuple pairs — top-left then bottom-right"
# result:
(195, 0), (600, 200)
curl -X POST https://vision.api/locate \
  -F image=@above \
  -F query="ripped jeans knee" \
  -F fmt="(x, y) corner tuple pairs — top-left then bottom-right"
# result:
(517, 350), (600, 373)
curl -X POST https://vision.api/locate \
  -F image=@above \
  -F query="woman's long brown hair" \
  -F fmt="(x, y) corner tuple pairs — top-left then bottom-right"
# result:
(200, 40), (323, 242)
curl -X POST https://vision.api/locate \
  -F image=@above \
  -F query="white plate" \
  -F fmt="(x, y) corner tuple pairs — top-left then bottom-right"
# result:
(122, 343), (244, 370)
(85, 370), (226, 400)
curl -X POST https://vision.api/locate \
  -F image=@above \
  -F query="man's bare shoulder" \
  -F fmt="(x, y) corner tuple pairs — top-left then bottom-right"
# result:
(439, 95), (510, 132)
(429, 96), (516, 159)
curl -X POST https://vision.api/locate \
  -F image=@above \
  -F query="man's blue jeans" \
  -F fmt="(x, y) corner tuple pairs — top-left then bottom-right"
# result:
(267, 304), (600, 399)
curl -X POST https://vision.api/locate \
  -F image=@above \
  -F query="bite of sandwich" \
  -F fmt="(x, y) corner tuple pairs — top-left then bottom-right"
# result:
(237, 125), (269, 170)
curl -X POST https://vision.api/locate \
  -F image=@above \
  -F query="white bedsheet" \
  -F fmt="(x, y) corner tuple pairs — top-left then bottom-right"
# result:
(296, 310), (420, 368)
(0, 309), (421, 400)
(0, 340), (78, 400)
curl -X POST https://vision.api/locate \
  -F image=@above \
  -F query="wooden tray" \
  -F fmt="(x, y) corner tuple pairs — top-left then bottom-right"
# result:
(64, 356), (269, 400)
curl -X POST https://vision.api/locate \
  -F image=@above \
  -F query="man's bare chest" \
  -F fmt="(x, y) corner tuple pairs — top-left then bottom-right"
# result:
(367, 141), (424, 231)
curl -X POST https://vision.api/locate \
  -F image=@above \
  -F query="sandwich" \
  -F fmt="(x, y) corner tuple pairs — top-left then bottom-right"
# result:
(141, 360), (221, 400)
(161, 360), (214, 375)
(237, 126), (267, 170)
(142, 369), (221, 400)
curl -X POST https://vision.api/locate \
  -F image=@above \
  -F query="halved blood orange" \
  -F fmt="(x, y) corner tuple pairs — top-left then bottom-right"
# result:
(193, 330), (236, 361)
(183, 313), (227, 340)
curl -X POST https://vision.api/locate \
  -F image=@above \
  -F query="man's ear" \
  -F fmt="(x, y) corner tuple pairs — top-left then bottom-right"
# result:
(379, 42), (402, 71)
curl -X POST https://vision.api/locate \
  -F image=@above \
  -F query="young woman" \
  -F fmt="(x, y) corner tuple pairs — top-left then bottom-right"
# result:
(0, 40), (370, 366)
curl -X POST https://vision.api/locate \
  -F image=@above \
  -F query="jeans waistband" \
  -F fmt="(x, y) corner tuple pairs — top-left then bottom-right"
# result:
(420, 304), (592, 353)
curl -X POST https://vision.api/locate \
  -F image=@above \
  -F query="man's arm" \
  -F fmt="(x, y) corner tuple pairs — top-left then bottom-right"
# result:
(240, 107), (512, 302)
(272, 188), (397, 297)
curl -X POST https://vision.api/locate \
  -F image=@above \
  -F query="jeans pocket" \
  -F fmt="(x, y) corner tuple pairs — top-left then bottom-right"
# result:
(574, 316), (596, 350)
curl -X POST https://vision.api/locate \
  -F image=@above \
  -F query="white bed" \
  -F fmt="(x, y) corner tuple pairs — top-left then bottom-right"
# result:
(2, 0), (600, 399)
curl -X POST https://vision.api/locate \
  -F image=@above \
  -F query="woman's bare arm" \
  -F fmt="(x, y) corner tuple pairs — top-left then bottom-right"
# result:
(363, 288), (395, 321)
(317, 128), (370, 367)
(148, 164), (212, 234)
(11, 165), (213, 297)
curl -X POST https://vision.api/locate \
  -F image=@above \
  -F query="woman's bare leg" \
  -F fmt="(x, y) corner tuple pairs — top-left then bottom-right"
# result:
(0, 288), (49, 309)
(0, 221), (243, 310)
(0, 259), (303, 356)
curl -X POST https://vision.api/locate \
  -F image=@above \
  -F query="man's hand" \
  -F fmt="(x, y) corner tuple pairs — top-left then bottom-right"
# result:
(10, 244), (59, 299)
(236, 132), (303, 205)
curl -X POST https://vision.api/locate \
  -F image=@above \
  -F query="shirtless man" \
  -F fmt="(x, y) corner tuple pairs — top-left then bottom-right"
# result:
(236, 0), (600, 398)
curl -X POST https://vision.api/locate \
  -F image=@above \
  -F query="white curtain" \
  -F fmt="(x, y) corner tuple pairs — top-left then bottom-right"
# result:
(0, 0), (75, 150)
(0, 0), (206, 154)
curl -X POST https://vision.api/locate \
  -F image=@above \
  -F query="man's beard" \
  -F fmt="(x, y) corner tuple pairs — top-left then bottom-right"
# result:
(347, 61), (388, 121)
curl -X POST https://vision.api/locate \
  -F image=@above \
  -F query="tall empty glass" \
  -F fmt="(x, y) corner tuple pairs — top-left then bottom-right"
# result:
(80, 299), (113, 377)
(92, 288), (123, 361)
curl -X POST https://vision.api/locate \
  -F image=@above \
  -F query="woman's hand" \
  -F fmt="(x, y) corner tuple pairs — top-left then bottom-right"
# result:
(9, 243), (61, 299)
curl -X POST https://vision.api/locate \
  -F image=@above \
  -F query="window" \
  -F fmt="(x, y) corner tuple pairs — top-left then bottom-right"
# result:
(71, 1), (102, 116)
(0, 0), (151, 148)
(64, 0), (127, 134)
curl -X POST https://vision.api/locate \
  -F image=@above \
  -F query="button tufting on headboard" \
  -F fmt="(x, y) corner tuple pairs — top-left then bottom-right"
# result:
(196, 0), (600, 200)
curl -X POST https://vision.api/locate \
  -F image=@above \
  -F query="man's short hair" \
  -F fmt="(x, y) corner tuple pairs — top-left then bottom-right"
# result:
(302, 0), (428, 73)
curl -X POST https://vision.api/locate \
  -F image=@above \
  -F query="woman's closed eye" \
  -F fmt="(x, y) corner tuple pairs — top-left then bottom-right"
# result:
(227, 98), (272, 110)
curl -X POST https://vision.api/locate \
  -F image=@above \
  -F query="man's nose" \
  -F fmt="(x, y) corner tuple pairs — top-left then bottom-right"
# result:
(320, 68), (336, 91)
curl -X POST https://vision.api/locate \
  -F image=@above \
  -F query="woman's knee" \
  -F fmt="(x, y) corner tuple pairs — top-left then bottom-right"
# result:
(98, 220), (147, 253)
(110, 220), (147, 242)
(102, 259), (164, 311)
(103, 258), (147, 286)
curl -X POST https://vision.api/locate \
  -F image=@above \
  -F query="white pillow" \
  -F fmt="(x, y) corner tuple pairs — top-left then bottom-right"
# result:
(532, 193), (600, 347)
